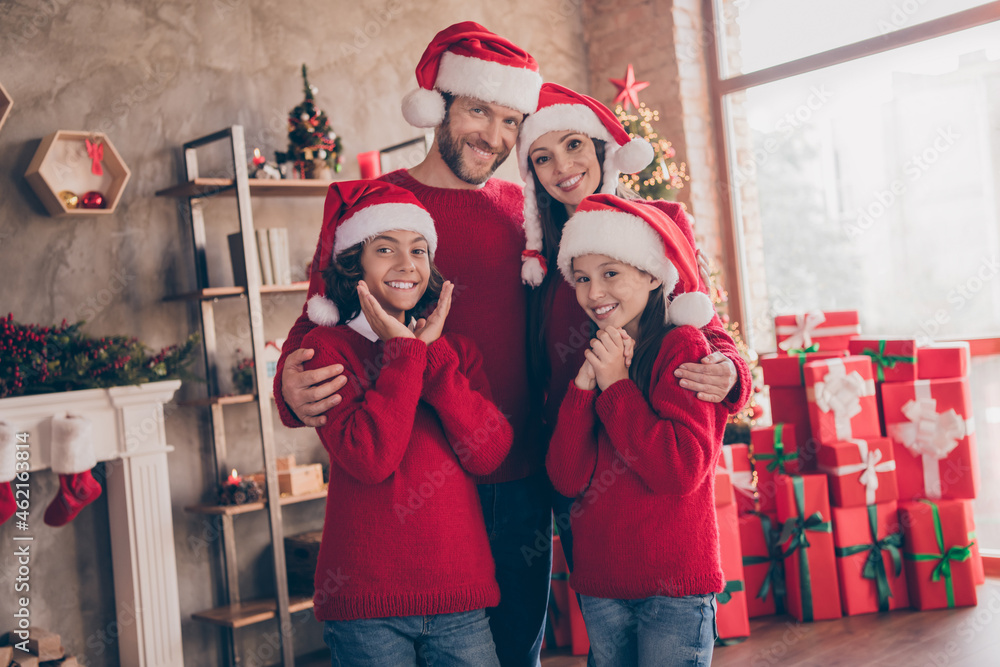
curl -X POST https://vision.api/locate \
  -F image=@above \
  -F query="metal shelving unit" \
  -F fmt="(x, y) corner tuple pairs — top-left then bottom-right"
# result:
(157, 126), (330, 666)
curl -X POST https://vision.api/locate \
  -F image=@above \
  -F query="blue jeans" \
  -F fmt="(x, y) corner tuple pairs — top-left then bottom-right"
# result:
(578, 594), (717, 667)
(478, 473), (553, 667)
(323, 609), (500, 666)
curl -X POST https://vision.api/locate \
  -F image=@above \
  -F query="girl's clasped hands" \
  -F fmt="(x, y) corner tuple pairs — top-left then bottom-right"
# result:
(575, 327), (634, 392)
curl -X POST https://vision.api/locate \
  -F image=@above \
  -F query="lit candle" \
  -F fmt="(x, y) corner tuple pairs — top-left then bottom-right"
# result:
(226, 468), (241, 486)
(253, 148), (266, 167)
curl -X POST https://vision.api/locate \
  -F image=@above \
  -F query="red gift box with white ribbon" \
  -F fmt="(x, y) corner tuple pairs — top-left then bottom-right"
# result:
(759, 350), (848, 387)
(717, 444), (756, 514)
(803, 356), (881, 445)
(881, 378), (978, 501)
(816, 437), (898, 508)
(774, 310), (860, 353)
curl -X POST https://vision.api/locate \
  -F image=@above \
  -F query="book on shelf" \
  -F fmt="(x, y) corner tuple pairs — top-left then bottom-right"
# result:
(256, 229), (275, 285)
(268, 227), (292, 285)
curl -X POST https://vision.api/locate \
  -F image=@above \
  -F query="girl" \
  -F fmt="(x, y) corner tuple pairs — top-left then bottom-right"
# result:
(515, 83), (749, 565)
(300, 180), (512, 666)
(546, 194), (727, 667)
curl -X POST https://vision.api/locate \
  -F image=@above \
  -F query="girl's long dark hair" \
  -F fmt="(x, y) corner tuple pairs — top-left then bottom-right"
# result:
(628, 284), (674, 399)
(322, 242), (445, 325)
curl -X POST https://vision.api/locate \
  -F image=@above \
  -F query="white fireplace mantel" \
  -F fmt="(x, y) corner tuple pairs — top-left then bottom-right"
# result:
(0, 380), (183, 667)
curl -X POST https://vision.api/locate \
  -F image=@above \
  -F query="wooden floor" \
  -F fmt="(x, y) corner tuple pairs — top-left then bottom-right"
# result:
(541, 578), (1000, 666)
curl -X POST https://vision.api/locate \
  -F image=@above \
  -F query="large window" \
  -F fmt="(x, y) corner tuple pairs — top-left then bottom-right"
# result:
(710, 1), (1000, 551)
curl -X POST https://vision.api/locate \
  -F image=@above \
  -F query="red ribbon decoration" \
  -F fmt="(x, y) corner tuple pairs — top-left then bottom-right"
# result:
(521, 249), (548, 274)
(85, 138), (104, 176)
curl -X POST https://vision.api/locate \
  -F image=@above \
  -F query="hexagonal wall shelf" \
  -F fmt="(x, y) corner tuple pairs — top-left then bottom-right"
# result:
(25, 130), (131, 216)
(0, 80), (11, 135)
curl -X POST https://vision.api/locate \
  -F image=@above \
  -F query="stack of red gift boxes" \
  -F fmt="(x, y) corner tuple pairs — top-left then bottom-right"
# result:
(713, 311), (984, 645)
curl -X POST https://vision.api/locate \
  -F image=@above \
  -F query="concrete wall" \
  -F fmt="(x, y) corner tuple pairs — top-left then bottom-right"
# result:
(0, 1), (587, 664)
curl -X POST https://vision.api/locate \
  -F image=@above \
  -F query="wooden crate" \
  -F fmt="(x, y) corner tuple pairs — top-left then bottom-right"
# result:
(285, 530), (323, 596)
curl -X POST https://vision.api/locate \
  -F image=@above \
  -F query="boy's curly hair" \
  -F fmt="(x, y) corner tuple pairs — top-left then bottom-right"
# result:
(321, 242), (445, 325)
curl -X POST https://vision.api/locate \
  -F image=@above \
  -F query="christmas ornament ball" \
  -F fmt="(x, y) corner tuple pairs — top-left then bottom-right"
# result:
(751, 404), (764, 419)
(80, 191), (105, 209)
(59, 190), (79, 209)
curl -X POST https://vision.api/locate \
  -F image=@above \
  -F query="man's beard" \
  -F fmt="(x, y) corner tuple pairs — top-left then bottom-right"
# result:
(437, 112), (510, 185)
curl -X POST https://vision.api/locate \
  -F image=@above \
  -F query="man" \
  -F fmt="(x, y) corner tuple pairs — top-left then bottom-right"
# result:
(275, 22), (745, 666)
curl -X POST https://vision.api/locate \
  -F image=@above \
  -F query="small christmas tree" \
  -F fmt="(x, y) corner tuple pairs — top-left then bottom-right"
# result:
(277, 64), (343, 177)
(608, 64), (689, 201)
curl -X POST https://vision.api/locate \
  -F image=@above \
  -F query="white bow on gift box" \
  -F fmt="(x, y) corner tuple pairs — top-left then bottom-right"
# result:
(888, 385), (975, 499)
(716, 446), (756, 502)
(817, 438), (896, 505)
(777, 310), (826, 351)
(811, 360), (876, 440)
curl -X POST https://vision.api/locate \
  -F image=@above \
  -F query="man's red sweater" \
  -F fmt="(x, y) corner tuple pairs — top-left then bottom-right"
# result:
(303, 326), (512, 621)
(546, 325), (727, 600)
(276, 170), (538, 483)
(542, 199), (751, 432)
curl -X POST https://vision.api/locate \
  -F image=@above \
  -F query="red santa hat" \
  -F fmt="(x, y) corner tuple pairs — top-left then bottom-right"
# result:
(556, 194), (714, 328)
(306, 180), (437, 326)
(402, 21), (543, 128)
(517, 83), (654, 286)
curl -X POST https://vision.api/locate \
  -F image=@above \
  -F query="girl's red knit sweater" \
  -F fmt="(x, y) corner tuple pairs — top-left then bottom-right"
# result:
(546, 325), (727, 600)
(303, 325), (512, 621)
(277, 170), (538, 484)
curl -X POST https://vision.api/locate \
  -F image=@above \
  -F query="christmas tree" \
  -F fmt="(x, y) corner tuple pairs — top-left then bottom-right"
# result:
(277, 64), (343, 176)
(609, 65), (689, 201)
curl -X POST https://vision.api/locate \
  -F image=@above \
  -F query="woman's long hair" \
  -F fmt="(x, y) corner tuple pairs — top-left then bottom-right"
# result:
(526, 139), (606, 402)
(322, 242), (445, 325)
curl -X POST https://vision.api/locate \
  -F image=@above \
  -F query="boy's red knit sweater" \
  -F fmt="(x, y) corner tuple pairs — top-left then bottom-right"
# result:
(277, 170), (538, 483)
(542, 199), (751, 432)
(546, 325), (727, 600)
(303, 324), (513, 621)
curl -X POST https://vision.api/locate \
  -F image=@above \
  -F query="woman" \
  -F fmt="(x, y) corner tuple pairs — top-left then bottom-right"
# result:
(516, 83), (751, 567)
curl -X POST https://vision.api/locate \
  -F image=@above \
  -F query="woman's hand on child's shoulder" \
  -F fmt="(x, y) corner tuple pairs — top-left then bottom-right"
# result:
(585, 327), (631, 392)
(358, 281), (415, 342)
(414, 281), (454, 345)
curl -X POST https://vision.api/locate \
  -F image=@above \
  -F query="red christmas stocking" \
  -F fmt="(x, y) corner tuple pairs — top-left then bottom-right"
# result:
(43, 415), (102, 527)
(1, 421), (16, 525)
(44, 471), (102, 527)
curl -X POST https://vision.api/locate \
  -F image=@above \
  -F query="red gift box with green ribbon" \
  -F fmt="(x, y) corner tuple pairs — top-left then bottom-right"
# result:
(900, 499), (977, 610)
(775, 310), (860, 353)
(767, 386), (813, 469)
(816, 437), (898, 508)
(759, 350), (847, 387)
(751, 424), (798, 513)
(775, 474), (842, 622)
(848, 338), (917, 383)
(916, 342), (970, 380)
(716, 478), (750, 641)
(832, 502), (909, 615)
(964, 500), (985, 586)
(717, 444), (756, 514)
(803, 356), (880, 445)
(739, 511), (786, 618)
(882, 378), (978, 501)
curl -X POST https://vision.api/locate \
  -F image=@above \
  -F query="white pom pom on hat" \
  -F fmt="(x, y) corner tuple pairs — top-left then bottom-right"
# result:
(517, 84), (655, 287)
(402, 22), (542, 129)
(556, 194), (716, 329)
